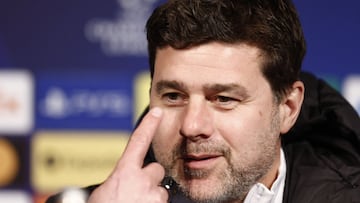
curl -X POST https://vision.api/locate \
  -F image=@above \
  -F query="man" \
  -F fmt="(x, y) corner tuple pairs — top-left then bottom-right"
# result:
(47, 0), (360, 202)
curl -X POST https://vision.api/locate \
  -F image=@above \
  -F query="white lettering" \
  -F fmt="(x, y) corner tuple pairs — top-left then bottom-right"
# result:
(40, 87), (131, 119)
(84, 0), (159, 56)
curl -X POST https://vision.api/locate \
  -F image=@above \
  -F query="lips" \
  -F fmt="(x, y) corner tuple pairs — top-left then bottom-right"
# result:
(182, 153), (222, 169)
(184, 154), (221, 161)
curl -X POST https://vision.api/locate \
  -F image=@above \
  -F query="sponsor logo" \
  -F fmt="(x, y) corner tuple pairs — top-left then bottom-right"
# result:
(39, 87), (130, 119)
(0, 138), (20, 187)
(0, 190), (31, 203)
(0, 70), (33, 134)
(36, 73), (133, 129)
(85, 0), (159, 56)
(31, 131), (129, 192)
(343, 75), (360, 114)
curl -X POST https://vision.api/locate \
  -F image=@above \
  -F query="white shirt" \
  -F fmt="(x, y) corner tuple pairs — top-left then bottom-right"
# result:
(243, 149), (286, 203)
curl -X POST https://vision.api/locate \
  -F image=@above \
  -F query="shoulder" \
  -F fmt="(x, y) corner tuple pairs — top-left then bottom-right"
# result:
(281, 72), (360, 202)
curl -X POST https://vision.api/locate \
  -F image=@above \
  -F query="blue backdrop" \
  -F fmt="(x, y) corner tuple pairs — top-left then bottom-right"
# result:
(0, 0), (359, 202)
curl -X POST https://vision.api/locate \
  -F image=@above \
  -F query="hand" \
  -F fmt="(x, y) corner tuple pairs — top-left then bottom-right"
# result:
(87, 107), (168, 203)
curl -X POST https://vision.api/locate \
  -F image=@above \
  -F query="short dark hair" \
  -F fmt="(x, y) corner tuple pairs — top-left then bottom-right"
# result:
(146, 0), (306, 101)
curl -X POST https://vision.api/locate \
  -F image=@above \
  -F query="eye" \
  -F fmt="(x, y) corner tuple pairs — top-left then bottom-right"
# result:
(216, 96), (233, 103)
(211, 95), (239, 109)
(165, 92), (179, 100)
(162, 92), (187, 106)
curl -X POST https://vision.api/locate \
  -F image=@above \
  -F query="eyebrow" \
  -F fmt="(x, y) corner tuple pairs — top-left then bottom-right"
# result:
(155, 80), (188, 94)
(203, 83), (249, 96)
(155, 80), (248, 96)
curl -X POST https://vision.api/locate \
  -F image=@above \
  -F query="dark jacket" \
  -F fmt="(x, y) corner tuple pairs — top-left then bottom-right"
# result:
(282, 72), (360, 202)
(46, 72), (360, 203)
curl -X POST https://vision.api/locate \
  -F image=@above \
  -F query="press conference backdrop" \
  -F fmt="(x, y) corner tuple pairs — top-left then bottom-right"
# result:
(0, 0), (359, 202)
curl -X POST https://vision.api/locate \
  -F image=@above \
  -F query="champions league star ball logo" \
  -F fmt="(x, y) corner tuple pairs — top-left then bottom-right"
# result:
(85, 0), (159, 56)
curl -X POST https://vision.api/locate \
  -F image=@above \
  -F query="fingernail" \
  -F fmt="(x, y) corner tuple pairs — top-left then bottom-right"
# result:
(151, 107), (163, 118)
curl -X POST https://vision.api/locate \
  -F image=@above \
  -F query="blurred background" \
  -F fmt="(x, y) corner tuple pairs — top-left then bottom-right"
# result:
(0, 0), (359, 202)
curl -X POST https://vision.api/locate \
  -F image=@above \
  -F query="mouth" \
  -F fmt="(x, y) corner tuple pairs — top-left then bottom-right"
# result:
(182, 154), (222, 169)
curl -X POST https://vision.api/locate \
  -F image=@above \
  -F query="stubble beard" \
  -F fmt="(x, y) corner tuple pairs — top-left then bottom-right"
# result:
(155, 108), (280, 203)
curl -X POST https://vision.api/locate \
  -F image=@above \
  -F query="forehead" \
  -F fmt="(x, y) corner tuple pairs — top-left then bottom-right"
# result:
(153, 42), (266, 85)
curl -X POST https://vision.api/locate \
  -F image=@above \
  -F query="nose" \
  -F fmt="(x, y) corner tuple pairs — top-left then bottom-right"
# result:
(180, 99), (214, 141)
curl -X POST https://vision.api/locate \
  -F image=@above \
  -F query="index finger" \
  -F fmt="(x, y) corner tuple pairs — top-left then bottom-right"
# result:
(120, 107), (163, 167)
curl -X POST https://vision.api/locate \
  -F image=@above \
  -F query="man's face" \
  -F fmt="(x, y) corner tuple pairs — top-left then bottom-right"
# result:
(150, 42), (282, 202)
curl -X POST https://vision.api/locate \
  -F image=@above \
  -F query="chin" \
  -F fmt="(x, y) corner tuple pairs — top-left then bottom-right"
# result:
(178, 175), (225, 202)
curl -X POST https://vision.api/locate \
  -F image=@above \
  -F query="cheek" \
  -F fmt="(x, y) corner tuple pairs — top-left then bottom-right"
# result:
(152, 111), (180, 157)
(217, 109), (272, 151)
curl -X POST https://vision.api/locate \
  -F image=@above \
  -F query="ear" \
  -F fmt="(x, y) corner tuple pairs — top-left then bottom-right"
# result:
(279, 81), (304, 134)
